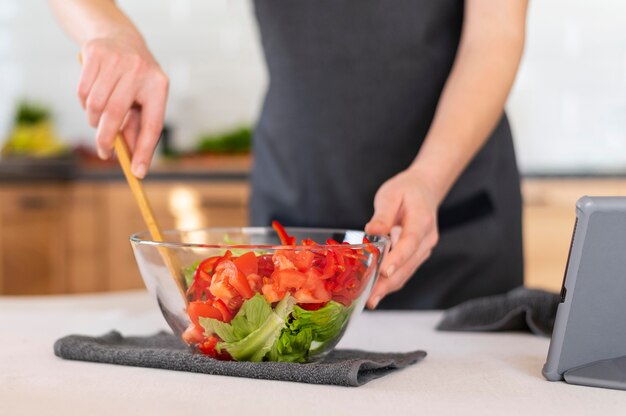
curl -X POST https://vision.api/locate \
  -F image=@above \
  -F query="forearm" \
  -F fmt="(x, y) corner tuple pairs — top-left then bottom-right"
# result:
(49, 0), (143, 46)
(409, 0), (528, 204)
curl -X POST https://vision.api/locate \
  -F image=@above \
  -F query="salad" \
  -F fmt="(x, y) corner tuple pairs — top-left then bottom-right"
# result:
(181, 221), (380, 362)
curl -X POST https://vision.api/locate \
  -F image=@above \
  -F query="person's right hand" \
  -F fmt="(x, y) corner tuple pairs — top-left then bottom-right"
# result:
(79, 33), (169, 178)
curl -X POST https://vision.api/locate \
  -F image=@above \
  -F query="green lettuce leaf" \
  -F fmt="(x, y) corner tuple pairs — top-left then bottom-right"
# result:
(268, 301), (352, 362)
(291, 301), (352, 343)
(183, 260), (201, 288)
(198, 317), (238, 343)
(219, 312), (287, 362)
(230, 294), (274, 339)
(268, 326), (313, 363)
(199, 294), (295, 362)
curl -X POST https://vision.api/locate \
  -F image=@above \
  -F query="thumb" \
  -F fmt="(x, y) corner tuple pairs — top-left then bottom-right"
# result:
(365, 192), (401, 235)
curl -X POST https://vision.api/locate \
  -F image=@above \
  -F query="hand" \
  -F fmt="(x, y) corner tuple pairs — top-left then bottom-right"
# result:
(364, 169), (440, 309)
(79, 33), (168, 178)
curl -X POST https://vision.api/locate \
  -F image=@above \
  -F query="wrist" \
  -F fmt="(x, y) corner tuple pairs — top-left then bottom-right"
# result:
(82, 25), (145, 46)
(406, 162), (450, 206)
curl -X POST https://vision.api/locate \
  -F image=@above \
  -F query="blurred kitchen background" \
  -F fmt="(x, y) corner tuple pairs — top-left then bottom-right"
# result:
(0, 0), (625, 295)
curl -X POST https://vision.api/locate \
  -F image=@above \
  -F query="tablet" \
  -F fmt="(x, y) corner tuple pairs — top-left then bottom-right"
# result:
(543, 196), (626, 389)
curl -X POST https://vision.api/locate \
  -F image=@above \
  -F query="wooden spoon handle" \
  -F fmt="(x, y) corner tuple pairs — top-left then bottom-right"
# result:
(113, 135), (188, 305)
(113, 136), (163, 240)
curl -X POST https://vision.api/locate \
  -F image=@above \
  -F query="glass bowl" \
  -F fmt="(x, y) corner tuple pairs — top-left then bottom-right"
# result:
(130, 226), (389, 363)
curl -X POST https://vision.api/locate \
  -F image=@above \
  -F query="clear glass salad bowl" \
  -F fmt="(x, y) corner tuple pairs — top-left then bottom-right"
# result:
(130, 225), (389, 363)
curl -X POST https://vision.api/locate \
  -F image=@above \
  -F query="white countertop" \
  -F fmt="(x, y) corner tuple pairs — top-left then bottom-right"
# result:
(1, 291), (625, 415)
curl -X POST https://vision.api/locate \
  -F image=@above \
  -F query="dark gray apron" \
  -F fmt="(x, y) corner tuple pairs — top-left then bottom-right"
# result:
(250, 0), (523, 309)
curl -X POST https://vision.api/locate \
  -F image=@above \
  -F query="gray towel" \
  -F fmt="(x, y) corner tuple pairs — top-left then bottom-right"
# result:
(437, 287), (560, 336)
(54, 331), (426, 387)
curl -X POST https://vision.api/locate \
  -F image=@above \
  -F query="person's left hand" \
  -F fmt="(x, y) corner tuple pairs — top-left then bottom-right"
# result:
(364, 169), (440, 309)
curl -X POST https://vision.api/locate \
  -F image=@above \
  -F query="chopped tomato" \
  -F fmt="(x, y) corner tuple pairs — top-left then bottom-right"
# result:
(307, 275), (332, 301)
(273, 252), (297, 271)
(294, 275), (331, 303)
(274, 269), (307, 291)
(305, 268), (323, 280)
(298, 302), (326, 311)
(187, 301), (223, 327)
(257, 254), (275, 277)
(182, 323), (205, 345)
(209, 264), (239, 304)
(197, 334), (218, 355)
(261, 279), (285, 303)
(214, 260), (255, 300)
(234, 251), (258, 277)
(246, 273), (263, 293)
(225, 294), (244, 312)
(293, 250), (315, 271)
(294, 287), (331, 304)
(197, 334), (232, 360)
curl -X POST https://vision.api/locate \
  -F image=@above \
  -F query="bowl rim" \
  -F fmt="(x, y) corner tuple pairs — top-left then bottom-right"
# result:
(129, 226), (390, 250)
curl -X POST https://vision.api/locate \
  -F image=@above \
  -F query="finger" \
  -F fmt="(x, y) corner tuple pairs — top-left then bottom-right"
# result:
(365, 191), (402, 236)
(379, 211), (432, 278)
(85, 60), (122, 131)
(77, 52), (100, 109)
(367, 273), (395, 309)
(131, 79), (168, 178)
(121, 108), (141, 153)
(95, 76), (138, 159)
(389, 225), (401, 246)
(367, 245), (432, 309)
(379, 230), (419, 279)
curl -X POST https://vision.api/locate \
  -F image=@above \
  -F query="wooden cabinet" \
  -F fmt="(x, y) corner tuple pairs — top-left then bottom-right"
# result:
(0, 184), (68, 294)
(106, 181), (249, 291)
(65, 183), (109, 293)
(522, 179), (626, 292)
(0, 180), (249, 295)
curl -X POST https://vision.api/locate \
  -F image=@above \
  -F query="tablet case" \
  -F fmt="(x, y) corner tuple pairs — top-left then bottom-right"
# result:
(543, 196), (626, 390)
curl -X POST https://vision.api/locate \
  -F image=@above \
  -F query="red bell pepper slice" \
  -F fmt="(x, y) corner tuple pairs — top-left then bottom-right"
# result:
(213, 299), (233, 322)
(230, 269), (255, 300)
(272, 220), (296, 245)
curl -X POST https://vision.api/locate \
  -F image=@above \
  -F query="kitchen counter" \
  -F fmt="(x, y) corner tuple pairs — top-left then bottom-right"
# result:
(2, 291), (625, 415)
(0, 154), (251, 182)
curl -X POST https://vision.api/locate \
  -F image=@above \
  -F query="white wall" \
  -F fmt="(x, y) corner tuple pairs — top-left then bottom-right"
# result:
(507, 0), (626, 174)
(1, 0), (625, 172)
(0, 0), (267, 152)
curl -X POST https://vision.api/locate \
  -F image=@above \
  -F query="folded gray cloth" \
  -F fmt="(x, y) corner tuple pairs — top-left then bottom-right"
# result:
(437, 287), (560, 336)
(54, 331), (426, 387)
